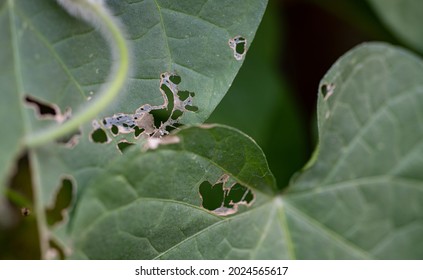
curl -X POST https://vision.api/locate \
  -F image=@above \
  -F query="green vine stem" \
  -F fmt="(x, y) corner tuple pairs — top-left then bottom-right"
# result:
(25, 0), (129, 147)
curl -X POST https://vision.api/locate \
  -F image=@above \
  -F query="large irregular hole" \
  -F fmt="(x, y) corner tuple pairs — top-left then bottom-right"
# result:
(24, 95), (57, 117)
(98, 72), (197, 143)
(46, 178), (74, 226)
(228, 36), (247, 60)
(24, 95), (71, 123)
(199, 175), (255, 216)
(199, 181), (224, 210)
(151, 83), (175, 128)
(25, 94), (79, 148)
(223, 183), (254, 206)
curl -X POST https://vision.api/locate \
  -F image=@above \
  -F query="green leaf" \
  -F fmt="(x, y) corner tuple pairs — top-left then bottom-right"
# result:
(288, 42), (423, 259)
(0, 0), (267, 194)
(368, 0), (423, 53)
(66, 43), (423, 259)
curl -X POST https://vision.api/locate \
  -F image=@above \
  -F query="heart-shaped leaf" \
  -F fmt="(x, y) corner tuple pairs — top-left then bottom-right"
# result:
(63, 42), (423, 259)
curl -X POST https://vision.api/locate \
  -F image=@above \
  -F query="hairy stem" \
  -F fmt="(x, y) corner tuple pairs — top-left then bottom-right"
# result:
(25, 0), (129, 147)
(29, 151), (50, 259)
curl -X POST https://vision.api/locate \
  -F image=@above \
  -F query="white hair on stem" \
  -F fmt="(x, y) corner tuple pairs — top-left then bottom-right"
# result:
(56, 0), (117, 44)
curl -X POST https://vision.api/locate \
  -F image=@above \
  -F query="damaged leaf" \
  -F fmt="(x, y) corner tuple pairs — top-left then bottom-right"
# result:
(64, 43), (423, 259)
(229, 36), (247, 60)
(199, 176), (254, 216)
(66, 125), (276, 259)
(0, 0), (267, 198)
(101, 73), (197, 140)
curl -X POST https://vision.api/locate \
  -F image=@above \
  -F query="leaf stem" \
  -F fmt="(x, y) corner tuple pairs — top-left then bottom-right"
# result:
(25, 0), (129, 147)
(28, 151), (50, 259)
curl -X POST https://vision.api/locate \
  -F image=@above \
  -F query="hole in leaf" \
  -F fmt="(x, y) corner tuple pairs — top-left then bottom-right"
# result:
(235, 40), (245, 55)
(151, 83), (175, 128)
(103, 113), (137, 134)
(177, 91), (190, 101)
(228, 36), (247, 60)
(90, 128), (109, 143)
(134, 126), (144, 138)
(223, 183), (254, 206)
(24, 95), (57, 117)
(321, 84), (328, 98)
(320, 83), (335, 100)
(25, 95), (72, 124)
(185, 105), (198, 112)
(46, 178), (74, 226)
(199, 181), (224, 211)
(100, 72), (197, 141)
(169, 74), (181, 84)
(199, 175), (255, 216)
(55, 129), (81, 148)
(117, 141), (135, 153)
(111, 125), (119, 135)
(171, 110), (183, 120)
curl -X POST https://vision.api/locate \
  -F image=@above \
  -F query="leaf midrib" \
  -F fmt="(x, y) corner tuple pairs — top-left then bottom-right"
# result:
(7, 0), (28, 142)
(321, 73), (423, 185)
(76, 196), (223, 243)
(284, 201), (372, 259)
(153, 0), (172, 72)
(290, 175), (423, 197)
(153, 201), (273, 259)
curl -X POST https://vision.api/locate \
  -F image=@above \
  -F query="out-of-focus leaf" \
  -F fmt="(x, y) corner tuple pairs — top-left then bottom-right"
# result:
(368, 0), (423, 53)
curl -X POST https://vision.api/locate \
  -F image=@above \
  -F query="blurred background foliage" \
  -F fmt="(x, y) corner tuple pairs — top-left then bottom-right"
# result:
(0, 0), (412, 259)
